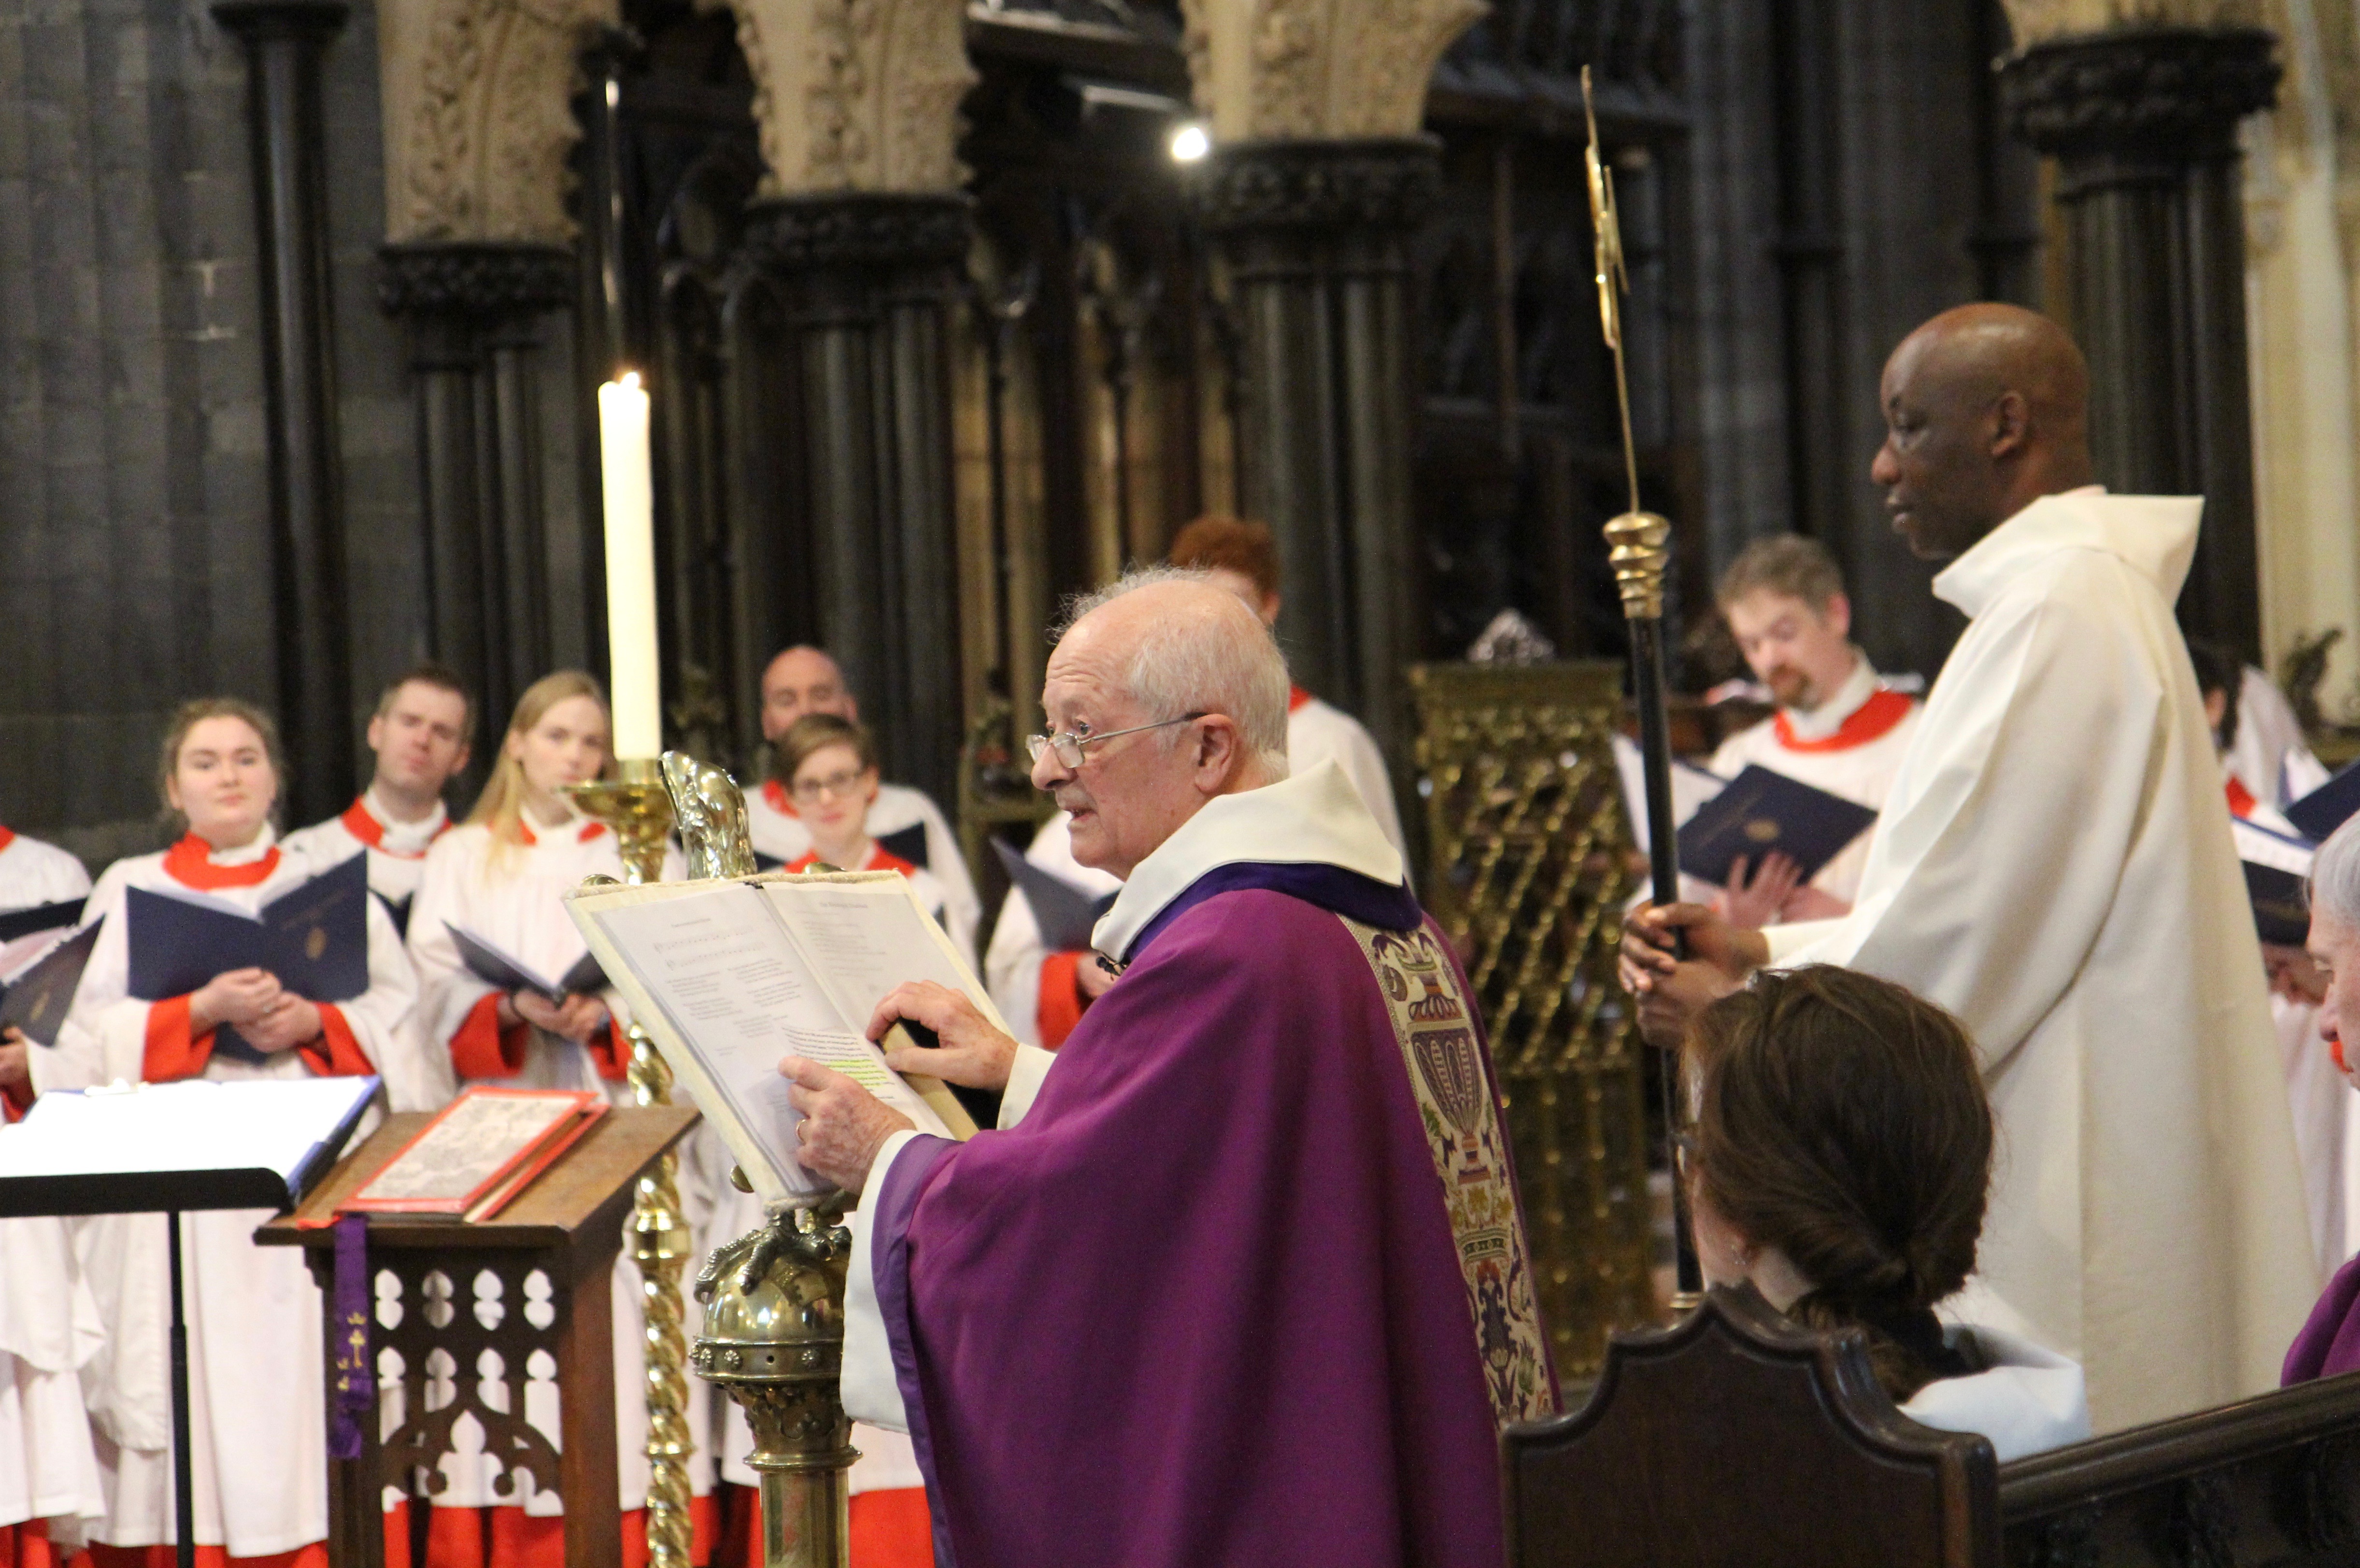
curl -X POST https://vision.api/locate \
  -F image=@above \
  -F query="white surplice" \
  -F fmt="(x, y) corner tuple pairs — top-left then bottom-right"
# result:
(1706, 656), (1922, 909)
(405, 815), (715, 1518)
(1763, 488), (2314, 1433)
(56, 828), (422, 1556)
(0, 829), (103, 1541)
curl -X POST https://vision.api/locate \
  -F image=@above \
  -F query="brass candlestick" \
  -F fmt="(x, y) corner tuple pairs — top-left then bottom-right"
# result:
(565, 757), (695, 1568)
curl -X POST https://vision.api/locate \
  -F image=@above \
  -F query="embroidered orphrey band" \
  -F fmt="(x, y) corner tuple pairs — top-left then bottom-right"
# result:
(1342, 917), (1553, 1425)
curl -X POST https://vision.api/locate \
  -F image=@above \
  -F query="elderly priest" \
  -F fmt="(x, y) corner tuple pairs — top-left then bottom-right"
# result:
(780, 569), (1551, 1568)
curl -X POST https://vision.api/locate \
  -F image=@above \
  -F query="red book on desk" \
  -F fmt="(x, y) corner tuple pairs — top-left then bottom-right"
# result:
(343, 1087), (607, 1222)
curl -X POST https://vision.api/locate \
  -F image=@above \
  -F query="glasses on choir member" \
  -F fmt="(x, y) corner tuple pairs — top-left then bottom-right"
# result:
(1025, 713), (1208, 771)
(790, 768), (871, 805)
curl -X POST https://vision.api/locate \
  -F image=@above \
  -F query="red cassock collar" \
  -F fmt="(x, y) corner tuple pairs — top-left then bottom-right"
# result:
(163, 833), (282, 890)
(785, 845), (918, 878)
(1288, 686), (1312, 714)
(763, 778), (801, 819)
(0, 826), (16, 855)
(1772, 687), (1913, 754)
(339, 797), (447, 859)
(2226, 777), (2257, 819)
(514, 817), (609, 848)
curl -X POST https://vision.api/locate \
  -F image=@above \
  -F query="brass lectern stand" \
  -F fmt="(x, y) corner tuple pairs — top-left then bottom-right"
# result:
(258, 1105), (699, 1568)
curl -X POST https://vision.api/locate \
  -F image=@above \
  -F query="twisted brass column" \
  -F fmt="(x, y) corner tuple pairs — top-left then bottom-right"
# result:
(567, 757), (693, 1568)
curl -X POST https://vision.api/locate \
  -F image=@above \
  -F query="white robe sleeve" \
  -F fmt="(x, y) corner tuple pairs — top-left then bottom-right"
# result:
(841, 1128), (925, 1433)
(1775, 569), (2166, 1074)
(997, 1043), (1054, 1128)
(915, 796), (982, 967)
(405, 839), (499, 1074)
(983, 888), (1048, 1049)
(48, 864), (134, 1093)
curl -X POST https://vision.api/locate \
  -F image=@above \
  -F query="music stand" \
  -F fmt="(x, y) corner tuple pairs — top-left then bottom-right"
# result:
(0, 1075), (380, 1568)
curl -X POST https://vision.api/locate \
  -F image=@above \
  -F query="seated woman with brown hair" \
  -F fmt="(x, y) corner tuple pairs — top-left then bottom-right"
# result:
(1685, 964), (2090, 1459)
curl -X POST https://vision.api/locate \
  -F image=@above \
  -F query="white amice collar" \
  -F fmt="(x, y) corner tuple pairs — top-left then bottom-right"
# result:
(209, 824), (278, 865)
(365, 785), (448, 855)
(1782, 653), (1881, 743)
(1092, 761), (1406, 958)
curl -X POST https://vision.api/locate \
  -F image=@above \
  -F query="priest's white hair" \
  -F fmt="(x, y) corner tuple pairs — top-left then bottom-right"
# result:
(2313, 818), (2360, 931)
(1061, 565), (1293, 777)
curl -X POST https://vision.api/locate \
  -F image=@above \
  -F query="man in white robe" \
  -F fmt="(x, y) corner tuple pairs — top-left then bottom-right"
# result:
(1623, 303), (2313, 1433)
(744, 646), (980, 938)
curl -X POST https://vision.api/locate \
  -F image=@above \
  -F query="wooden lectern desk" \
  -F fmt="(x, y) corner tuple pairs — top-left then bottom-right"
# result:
(258, 1106), (699, 1568)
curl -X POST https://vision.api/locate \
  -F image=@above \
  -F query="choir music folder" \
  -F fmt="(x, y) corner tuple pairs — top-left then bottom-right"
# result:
(2286, 761), (2360, 844)
(125, 854), (371, 1062)
(1609, 734), (1728, 856)
(0, 897), (85, 948)
(565, 869), (989, 1210)
(0, 919), (102, 1046)
(1675, 764), (1880, 889)
(2233, 816), (2315, 946)
(446, 925), (607, 1004)
(991, 839), (1116, 953)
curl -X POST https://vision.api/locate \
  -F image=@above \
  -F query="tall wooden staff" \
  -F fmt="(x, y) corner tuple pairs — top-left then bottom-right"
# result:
(1583, 69), (1702, 1305)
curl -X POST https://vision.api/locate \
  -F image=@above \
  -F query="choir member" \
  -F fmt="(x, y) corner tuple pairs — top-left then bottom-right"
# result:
(2284, 818), (2360, 1381)
(787, 572), (1543, 1568)
(282, 663), (473, 934)
(1624, 304), (2313, 1432)
(984, 520), (1407, 1051)
(744, 647), (980, 939)
(403, 670), (713, 1568)
(1683, 965), (2087, 1460)
(57, 698), (423, 1568)
(0, 822), (100, 1567)
(1702, 535), (1922, 927)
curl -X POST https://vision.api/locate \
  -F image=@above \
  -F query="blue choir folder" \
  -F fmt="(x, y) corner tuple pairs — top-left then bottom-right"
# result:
(2232, 816), (2315, 946)
(2286, 760), (2360, 844)
(1676, 764), (1880, 889)
(446, 924), (606, 1005)
(0, 898), (85, 947)
(126, 853), (371, 1061)
(992, 839), (1117, 953)
(0, 920), (103, 1046)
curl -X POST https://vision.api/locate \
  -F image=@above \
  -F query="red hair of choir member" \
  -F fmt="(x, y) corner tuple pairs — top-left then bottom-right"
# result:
(48, 700), (422, 1568)
(401, 673), (718, 1568)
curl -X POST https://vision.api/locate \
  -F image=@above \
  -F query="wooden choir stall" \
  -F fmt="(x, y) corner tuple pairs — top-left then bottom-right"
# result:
(1507, 1287), (2360, 1568)
(258, 1105), (699, 1568)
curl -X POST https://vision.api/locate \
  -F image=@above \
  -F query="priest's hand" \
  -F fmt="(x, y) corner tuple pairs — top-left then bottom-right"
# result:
(0, 1027), (26, 1090)
(1618, 903), (1766, 996)
(867, 982), (1019, 1091)
(190, 968), (286, 1032)
(780, 1057), (915, 1193)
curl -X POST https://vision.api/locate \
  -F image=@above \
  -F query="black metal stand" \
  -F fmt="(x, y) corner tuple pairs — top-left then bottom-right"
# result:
(168, 1211), (195, 1568)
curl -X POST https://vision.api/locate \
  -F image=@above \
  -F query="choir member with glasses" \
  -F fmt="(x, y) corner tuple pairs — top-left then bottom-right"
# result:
(50, 698), (425, 1568)
(746, 645), (980, 943)
(402, 669), (717, 1568)
(1681, 965), (2087, 1460)
(283, 662), (474, 937)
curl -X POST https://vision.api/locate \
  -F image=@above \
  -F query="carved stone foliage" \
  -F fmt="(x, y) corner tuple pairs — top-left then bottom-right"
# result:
(379, 241), (576, 317)
(378, 0), (615, 245)
(2003, 0), (2266, 49)
(723, 0), (974, 198)
(1194, 138), (1441, 231)
(2004, 25), (2281, 174)
(738, 191), (972, 269)
(1179, 0), (1486, 142)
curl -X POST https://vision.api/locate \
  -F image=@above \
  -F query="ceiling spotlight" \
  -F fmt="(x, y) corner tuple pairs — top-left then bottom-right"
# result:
(1169, 123), (1211, 164)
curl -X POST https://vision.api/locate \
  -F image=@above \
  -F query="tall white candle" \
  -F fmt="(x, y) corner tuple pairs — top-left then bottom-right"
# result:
(597, 372), (663, 761)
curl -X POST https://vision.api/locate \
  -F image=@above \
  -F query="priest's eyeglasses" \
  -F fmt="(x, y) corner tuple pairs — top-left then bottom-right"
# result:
(1026, 713), (1207, 770)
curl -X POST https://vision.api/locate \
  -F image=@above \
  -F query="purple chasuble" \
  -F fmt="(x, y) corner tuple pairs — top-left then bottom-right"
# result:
(869, 862), (1548, 1568)
(2285, 1250), (2360, 1383)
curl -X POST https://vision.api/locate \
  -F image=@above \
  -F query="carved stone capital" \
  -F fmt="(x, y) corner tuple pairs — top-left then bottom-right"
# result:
(379, 241), (576, 318)
(377, 0), (615, 246)
(2003, 26), (2280, 185)
(1180, 0), (1485, 141)
(2001, 0), (2263, 51)
(1194, 138), (1441, 233)
(739, 192), (972, 272)
(721, 0), (975, 199)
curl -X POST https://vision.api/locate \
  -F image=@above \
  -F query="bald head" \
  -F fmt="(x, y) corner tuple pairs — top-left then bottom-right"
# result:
(1871, 304), (2096, 560)
(1035, 568), (1293, 877)
(761, 645), (856, 741)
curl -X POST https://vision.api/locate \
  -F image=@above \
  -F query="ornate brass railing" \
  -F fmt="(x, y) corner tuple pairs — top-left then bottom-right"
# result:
(1408, 659), (1655, 1378)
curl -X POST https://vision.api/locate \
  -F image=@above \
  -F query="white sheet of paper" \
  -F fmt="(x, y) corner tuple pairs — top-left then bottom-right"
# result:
(0, 1075), (376, 1190)
(588, 884), (951, 1206)
(759, 878), (1006, 1035)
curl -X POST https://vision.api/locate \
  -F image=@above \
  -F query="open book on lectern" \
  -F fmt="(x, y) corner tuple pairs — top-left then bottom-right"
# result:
(567, 869), (992, 1211)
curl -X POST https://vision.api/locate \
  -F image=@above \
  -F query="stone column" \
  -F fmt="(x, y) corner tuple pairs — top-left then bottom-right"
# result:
(380, 245), (575, 750)
(376, 0), (610, 744)
(1181, 0), (1483, 781)
(2002, 8), (2280, 658)
(721, 0), (976, 807)
(213, 0), (356, 823)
